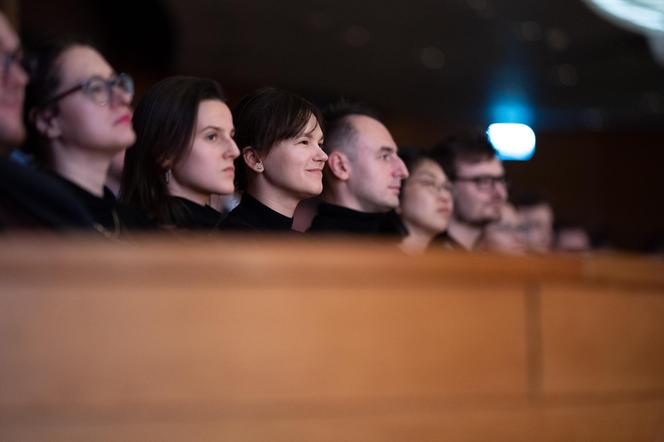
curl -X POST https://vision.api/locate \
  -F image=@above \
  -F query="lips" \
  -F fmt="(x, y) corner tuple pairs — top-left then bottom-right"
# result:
(113, 114), (132, 125)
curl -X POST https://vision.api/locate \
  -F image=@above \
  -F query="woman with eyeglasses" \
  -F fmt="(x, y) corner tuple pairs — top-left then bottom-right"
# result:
(23, 40), (153, 236)
(120, 76), (240, 230)
(397, 148), (454, 253)
(219, 87), (328, 232)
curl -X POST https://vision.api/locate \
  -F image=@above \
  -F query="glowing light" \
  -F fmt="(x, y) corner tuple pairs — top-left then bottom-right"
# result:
(487, 123), (536, 161)
(583, 0), (664, 34)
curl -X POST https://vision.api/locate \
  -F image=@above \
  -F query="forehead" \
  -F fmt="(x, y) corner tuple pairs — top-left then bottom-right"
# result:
(350, 114), (396, 152)
(299, 113), (322, 138)
(0, 14), (19, 52)
(412, 159), (447, 179)
(196, 99), (232, 126)
(57, 45), (113, 83)
(455, 156), (504, 176)
(520, 204), (553, 223)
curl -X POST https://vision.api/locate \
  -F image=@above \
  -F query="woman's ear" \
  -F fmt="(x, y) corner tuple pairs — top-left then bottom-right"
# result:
(31, 108), (61, 139)
(242, 146), (264, 173)
(326, 151), (351, 181)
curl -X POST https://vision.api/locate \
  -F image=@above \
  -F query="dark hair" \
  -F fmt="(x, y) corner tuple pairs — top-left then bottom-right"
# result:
(120, 76), (226, 224)
(322, 99), (380, 156)
(22, 38), (92, 165)
(398, 146), (431, 175)
(430, 129), (497, 179)
(233, 87), (323, 191)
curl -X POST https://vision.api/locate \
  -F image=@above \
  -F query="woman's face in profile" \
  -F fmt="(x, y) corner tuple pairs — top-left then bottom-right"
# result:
(259, 114), (328, 200)
(169, 99), (240, 203)
(47, 45), (135, 152)
(399, 159), (453, 235)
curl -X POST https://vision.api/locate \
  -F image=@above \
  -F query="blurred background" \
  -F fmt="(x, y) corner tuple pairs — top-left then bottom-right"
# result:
(12, 0), (664, 251)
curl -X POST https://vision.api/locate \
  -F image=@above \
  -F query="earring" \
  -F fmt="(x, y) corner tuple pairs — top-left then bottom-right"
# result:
(256, 163), (264, 172)
(165, 169), (172, 184)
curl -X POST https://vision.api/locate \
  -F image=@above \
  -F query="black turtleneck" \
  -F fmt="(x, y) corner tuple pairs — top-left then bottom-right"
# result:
(218, 193), (293, 232)
(0, 157), (94, 230)
(51, 174), (155, 234)
(307, 202), (406, 237)
(168, 196), (224, 230)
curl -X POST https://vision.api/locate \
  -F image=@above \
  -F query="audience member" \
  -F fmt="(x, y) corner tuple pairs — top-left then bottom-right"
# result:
(476, 202), (527, 254)
(431, 131), (507, 250)
(122, 76), (239, 230)
(308, 101), (408, 236)
(23, 39), (152, 236)
(0, 13), (93, 230)
(397, 148), (453, 253)
(514, 194), (554, 253)
(220, 87), (327, 231)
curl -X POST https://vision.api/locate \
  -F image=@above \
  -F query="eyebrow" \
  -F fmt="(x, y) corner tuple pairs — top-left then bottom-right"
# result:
(379, 146), (397, 153)
(199, 125), (225, 133)
(414, 171), (436, 179)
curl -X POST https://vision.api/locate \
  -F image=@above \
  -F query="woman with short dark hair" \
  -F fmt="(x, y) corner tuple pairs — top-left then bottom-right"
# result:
(219, 87), (328, 231)
(121, 76), (240, 229)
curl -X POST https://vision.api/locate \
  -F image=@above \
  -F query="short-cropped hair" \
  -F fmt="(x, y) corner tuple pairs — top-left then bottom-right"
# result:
(430, 129), (497, 179)
(233, 87), (323, 190)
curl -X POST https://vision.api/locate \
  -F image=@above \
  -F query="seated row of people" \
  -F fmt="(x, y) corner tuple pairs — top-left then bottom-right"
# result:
(0, 13), (562, 253)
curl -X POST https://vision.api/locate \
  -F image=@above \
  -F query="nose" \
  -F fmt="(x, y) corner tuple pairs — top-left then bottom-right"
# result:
(493, 181), (508, 201)
(112, 85), (133, 107)
(225, 137), (240, 159)
(7, 58), (28, 87)
(314, 144), (328, 163)
(393, 156), (409, 179)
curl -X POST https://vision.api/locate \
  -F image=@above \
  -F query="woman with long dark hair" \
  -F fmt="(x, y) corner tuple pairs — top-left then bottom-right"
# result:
(121, 76), (239, 229)
(220, 87), (328, 231)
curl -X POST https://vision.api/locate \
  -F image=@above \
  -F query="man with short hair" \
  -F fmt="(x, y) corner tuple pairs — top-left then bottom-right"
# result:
(307, 102), (409, 235)
(514, 194), (554, 252)
(0, 11), (92, 229)
(432, 131), (508, 250)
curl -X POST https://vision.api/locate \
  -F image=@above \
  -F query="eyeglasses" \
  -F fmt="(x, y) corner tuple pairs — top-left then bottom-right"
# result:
(42, 73), (134, 107)
(2, 46), (30, 85)
(454, 174), (508, 192)
(409, 178), (453, 194)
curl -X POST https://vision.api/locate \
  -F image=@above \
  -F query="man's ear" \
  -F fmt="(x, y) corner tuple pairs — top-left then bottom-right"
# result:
(31, 108), (61, 139)
(242, 146), (264, 173)
(326, 151), (351, 181)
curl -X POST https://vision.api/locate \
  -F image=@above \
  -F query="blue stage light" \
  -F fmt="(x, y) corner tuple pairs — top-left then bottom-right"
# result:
(487, 123), (536, 161)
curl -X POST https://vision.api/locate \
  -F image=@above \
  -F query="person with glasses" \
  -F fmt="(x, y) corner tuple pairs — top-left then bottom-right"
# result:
(121, 76), (239, 230)
(431, 131), (508, 250)
(0, 14), (94, 229)
(23, 40), (153, 236)
(397, 148), (454, 253)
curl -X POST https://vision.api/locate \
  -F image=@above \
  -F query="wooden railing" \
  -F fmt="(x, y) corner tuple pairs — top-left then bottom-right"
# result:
(1, 235), (663, 441)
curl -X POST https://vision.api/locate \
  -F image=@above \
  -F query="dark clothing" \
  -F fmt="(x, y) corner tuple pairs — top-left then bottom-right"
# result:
(307, 202), (407, 237)
(432, 231), (466, 250)
(0, 157), (94, 230)
(168, 196), (224, 230)
(219, 193), (293, 232)
(50, 174), (155, 236)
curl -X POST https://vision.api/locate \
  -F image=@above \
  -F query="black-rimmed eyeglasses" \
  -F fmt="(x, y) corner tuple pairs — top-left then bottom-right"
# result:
(2, 46), (30, 85)
(454, 175), (508, 192)
(42, 73), (134, 107)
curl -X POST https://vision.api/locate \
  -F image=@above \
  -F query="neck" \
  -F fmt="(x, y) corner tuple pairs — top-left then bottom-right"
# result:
(447, 217), (483, 250)
(168, 180), (209, 207)
(400, 224), (434, 254)
(321, 184), (387, 214)
(50, 142), (117, 197)
(247, 180), (298, 218)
